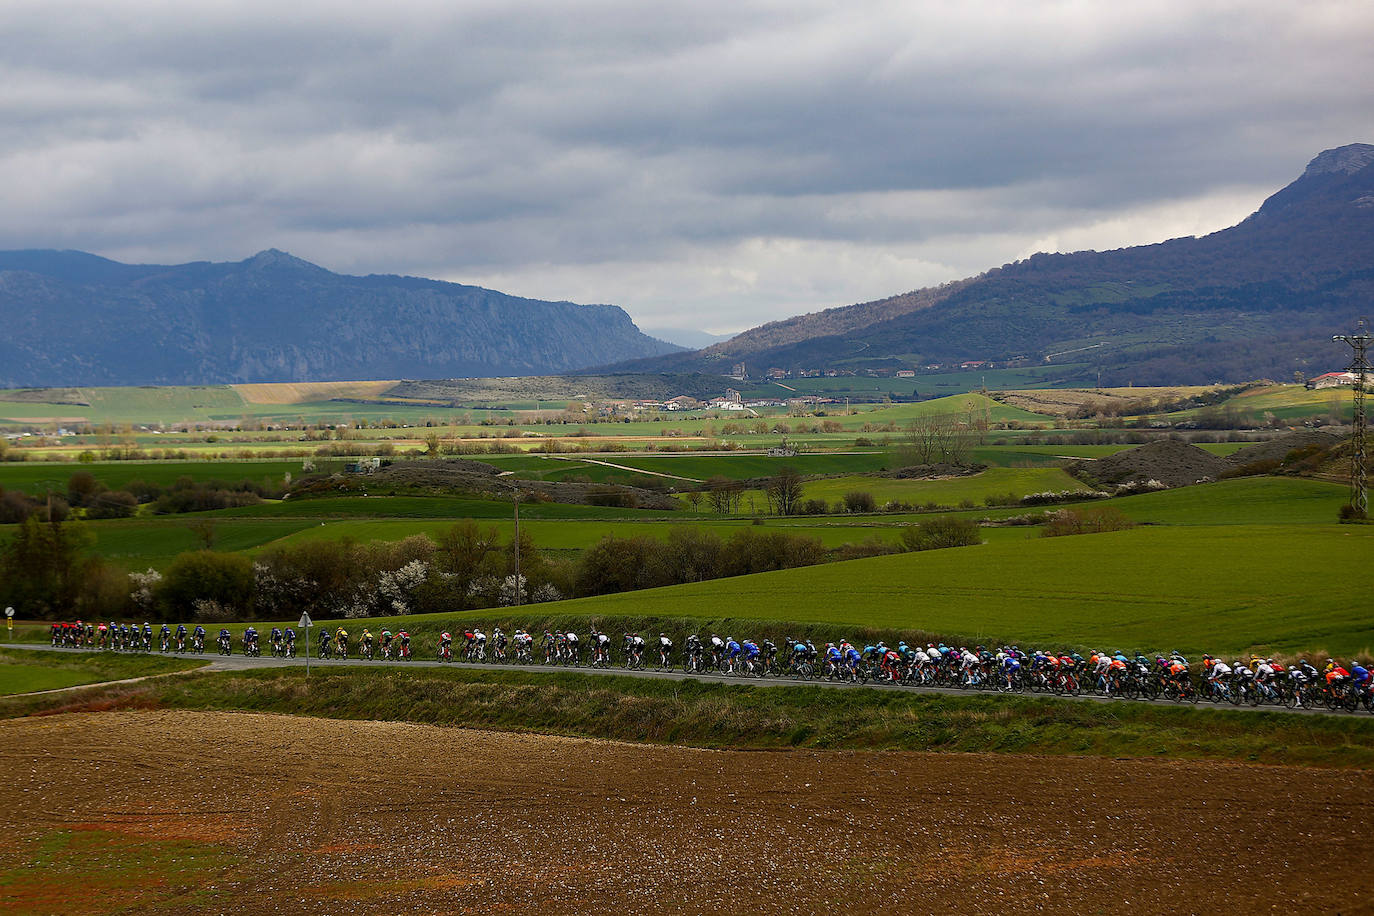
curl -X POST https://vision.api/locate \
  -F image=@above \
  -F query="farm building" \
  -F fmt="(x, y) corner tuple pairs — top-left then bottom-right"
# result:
(1307, 371), (1358, 389)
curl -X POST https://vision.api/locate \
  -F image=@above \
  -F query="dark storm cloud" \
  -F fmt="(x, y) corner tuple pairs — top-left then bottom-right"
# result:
(1, 0), (1371, 329)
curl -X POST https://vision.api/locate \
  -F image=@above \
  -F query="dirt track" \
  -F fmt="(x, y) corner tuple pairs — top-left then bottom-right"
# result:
(3, 711), (1372, 915)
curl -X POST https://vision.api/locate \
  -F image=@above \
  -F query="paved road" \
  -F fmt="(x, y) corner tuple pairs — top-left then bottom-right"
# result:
(7, 643), (1362, 718)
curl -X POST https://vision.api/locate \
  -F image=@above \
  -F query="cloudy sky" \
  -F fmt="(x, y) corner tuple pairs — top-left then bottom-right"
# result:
(3, 1), (1372, 340)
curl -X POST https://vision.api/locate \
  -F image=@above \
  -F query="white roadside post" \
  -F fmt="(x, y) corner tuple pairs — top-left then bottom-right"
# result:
(5, 607), (14, 643)
(299, 612), (313, 677)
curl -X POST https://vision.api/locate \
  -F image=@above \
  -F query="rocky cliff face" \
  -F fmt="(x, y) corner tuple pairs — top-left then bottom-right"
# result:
(0, 250), (680, 386)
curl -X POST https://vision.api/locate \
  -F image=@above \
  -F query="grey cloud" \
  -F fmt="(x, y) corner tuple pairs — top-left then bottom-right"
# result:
(0, 0), (1371, 330)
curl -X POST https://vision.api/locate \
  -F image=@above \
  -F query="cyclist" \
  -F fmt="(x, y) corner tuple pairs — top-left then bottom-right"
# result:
(217, 627), (232, 654)
(1208, 657), (1233, 698)
(380, 629), (394, 660)
(335, 627), (349, 659)
(398, 629), (411, 659)
(541, 630), (557, 664)
(741, 638), (761, 674)
(269, 627), (283, 657)
(724, 636), (742, 673)
(824, 642), (842, 677)
(159, 623), (171, 652)
(491, 627), (506, 661)
(881, 645), (903, 682)
(174, 623), (187, 652)
(683, 633), (702, 671)
(243, 626), (259, 656)
(438, 630), (453, 661)
(284, 626), (296, 658)
(192, 624), (206, 653)
(96, 621), (109, 649)
(843, 641), (863, 679)
(473, 628), (487, 660)
(361, 628), (374, 660)
(658, 633), (674, 668)
(566, 630), (580, 665)
(756, 637), (774, 673)
(1352, 661), (1371, 688)
(1001, 651), (1022, 689)
(1289, 659), (1317, 707)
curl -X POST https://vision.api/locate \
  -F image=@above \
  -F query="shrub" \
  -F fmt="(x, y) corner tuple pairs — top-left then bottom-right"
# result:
(1020, 489), (1112, 506)
(899, 516), (982, 551)
(85, 490), (138, 519)
(835, 537), (901, 561)
(842, 491), (876, 513)
(586, 485), (638, 508)
(1041, 507), (1137, 538)
(1338, 502), (1368, 522)
(160, 551), (255, 619)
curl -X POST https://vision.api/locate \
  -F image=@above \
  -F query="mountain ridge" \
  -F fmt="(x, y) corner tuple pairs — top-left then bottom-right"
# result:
(610, 143), (1374, 385)
(0, 250), (681, 387)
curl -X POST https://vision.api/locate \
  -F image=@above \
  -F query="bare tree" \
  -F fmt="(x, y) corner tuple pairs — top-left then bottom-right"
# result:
(764, 465), (804, 515)
(706, 476), (744, 515)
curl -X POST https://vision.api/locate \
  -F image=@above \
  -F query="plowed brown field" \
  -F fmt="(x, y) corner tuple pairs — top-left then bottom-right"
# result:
(3, 711), (1372, 915)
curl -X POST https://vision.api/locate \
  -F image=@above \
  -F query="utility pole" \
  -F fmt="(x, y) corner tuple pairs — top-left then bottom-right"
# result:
(1334, 319), (1371, 518)
(512, 492), (522, 607)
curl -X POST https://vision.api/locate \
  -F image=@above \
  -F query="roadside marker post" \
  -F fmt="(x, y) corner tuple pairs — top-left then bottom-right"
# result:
(299, 612), (312, 677)
(5, 607), (13, 641)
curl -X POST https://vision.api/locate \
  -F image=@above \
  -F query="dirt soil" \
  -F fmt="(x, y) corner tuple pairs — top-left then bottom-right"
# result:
(1069, 438), (1228, 488)
(3, 711), (1372, 915)
(1224, 429), (1343, 467)
(996, 387), (1217, 417)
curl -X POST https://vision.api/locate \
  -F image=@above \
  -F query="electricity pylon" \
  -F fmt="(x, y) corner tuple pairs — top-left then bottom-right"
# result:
(1334, 319), (1370, 517)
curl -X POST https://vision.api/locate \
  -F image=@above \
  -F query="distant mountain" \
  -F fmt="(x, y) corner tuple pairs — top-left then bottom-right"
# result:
(612, 143), (1374, 386)
(640, 326), (738, 350)
(0, 249), (681, 386)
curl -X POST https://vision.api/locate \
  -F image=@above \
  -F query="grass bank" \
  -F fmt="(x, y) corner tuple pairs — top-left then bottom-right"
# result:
(5, 665), (1372, 768)
(0, 648), (207, 695)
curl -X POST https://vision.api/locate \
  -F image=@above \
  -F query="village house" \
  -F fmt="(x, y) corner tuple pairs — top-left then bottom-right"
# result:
(895, 369), (916, 378)
(664, 395), (700, 410)
(1307, 371), (1358, 389)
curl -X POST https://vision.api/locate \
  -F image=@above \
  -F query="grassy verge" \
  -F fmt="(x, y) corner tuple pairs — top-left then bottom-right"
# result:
(0, 648), (207, 694)
(5, 665), (1372, 768)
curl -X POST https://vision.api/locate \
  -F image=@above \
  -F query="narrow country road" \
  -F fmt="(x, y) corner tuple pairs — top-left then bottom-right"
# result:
(5, 643), (1359, 718)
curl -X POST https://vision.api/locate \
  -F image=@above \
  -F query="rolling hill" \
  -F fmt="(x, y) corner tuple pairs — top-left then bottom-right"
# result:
(613, 143), (1374, 386)
(0, 249), (681, 386)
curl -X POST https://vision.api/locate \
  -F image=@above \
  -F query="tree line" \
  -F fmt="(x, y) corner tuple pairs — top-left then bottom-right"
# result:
(0, 514), (982, 622)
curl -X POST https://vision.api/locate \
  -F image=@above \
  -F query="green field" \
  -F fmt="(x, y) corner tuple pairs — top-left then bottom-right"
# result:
(280, 523), (1372, 659)
(491, 451), (894, 483)
(785, 467), (1087, 508)
(0, 459), (309, 495)
(0, 648), (207, 694)
(564, 524), (1374, 655)
(1104, 477), (1350, 526)
(0, 663), (100, 695)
